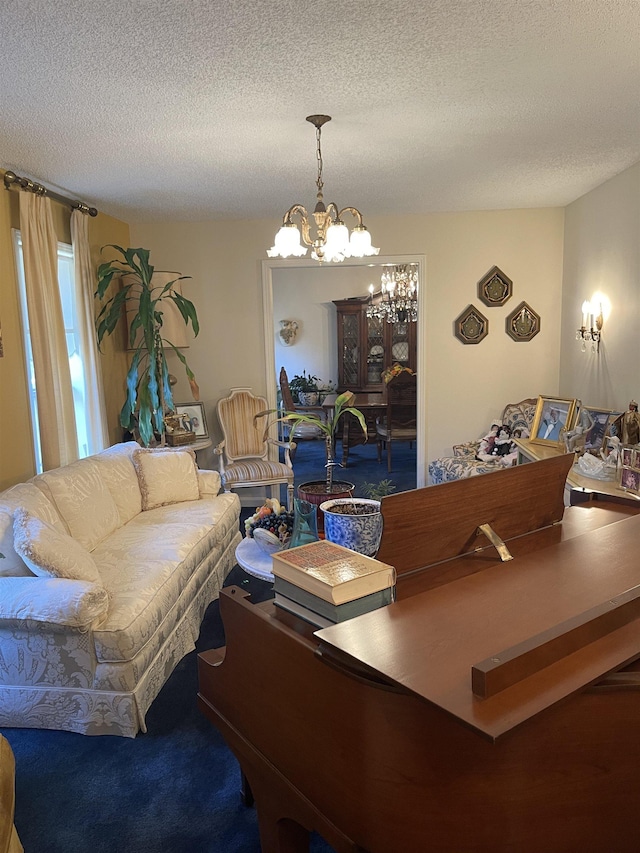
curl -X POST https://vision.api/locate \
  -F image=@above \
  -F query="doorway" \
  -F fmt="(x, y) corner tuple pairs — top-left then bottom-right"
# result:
(261, 255), (427, 487)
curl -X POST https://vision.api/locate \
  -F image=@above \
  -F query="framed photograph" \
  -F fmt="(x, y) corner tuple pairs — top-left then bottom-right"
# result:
(622, 447), (633, 467)
(578, 407), (621, 453)
(174, 402), (208, 438)
(621, 465), (640, 495)
(531, 396), (578, 446)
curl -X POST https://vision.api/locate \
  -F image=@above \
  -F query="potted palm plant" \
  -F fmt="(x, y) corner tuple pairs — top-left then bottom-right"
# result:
(95, 246), (200, 446)
(257, 391), (367, 528)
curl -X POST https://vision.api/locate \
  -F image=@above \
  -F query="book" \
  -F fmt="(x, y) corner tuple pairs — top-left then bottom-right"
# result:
(270, 540), (396, 605)
(273, 576), (395, 622)
(274, 595), (333, 629)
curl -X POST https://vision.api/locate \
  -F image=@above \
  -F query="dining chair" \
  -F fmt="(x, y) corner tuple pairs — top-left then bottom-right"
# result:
(279, 367), (325, 441)
(215, 387), (295, 509)
(375, 372), (417, 472)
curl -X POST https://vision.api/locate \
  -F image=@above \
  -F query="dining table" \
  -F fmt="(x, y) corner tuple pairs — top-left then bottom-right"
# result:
(322, 391), (386, 466)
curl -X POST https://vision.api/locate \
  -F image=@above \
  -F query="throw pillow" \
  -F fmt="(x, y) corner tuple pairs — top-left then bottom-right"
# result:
(132, 448), (200, 511)
(13, 509), (100, 583)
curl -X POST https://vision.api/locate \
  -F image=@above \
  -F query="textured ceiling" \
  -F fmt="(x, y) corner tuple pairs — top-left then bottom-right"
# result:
(1, 0), (639, 223)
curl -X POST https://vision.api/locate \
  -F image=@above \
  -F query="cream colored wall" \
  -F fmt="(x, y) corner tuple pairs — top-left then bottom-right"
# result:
(0, 170), (130, 489)
(560, 162), (640, 412)
(132, 208), (565, 465)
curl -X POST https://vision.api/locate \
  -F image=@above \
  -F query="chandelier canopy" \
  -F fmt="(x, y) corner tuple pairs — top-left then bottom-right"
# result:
(367, 264), (419, 324)
(268, 115), (379, 264)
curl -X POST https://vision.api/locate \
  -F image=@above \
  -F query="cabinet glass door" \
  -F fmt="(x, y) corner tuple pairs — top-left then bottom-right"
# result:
(341, 313), (360, 387)
(390, 322), (411, 366)
(366, 315), (384, 385)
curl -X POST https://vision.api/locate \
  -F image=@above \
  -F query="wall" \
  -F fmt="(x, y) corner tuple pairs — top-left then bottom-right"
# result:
(132, 207), (565, 467)
(560, 162), (640, 412)
(0, 170), (130, 489)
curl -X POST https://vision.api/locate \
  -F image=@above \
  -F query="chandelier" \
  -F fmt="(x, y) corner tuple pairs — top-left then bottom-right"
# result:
(267, 115), (379, 263)
(367, 264), (419, 323)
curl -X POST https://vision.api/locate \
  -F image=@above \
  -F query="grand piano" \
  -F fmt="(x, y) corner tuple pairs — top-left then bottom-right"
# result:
(198, 455), (640, 852)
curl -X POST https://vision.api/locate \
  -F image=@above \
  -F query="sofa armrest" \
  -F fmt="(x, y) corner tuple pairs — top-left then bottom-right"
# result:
(0, 577), (109, 632)
(197, 469), (222, 496)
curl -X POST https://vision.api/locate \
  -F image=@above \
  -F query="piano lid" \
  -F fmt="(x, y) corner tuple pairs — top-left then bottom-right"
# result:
(316, 501), (640, 741)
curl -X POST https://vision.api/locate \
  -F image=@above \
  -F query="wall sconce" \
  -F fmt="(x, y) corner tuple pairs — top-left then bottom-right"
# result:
(576, 299), (603, 353)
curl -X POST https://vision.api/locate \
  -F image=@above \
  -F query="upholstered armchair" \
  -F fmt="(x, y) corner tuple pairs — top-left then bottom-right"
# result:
(428, 398), (537, 484)
(215, 387), (295, 509)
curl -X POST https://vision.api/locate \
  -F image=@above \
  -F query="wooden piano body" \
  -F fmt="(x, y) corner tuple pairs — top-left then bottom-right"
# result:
(198, 455), (640, 852)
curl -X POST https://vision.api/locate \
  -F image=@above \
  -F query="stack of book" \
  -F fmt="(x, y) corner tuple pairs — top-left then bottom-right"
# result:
(271, 540), (396, 629)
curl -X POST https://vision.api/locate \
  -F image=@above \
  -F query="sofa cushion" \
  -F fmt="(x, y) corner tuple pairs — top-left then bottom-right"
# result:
(0, 482), (66, 577)
(34, 458), (120, 551)
(132, 448), (199, 511)
(92, 442), (143, 526)
(13, 509), (101, 583)
(0, 511), (34, 578)
(91, 493), (240, 663)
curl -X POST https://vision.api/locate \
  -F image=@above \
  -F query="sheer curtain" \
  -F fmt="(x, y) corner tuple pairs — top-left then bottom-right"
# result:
(71, 210), (109, 453)
(19, 193), (78, 470)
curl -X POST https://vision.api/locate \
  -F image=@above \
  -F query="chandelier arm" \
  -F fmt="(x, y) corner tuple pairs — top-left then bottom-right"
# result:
(337, 206), (365, 227)
(285, 203), (314, 248)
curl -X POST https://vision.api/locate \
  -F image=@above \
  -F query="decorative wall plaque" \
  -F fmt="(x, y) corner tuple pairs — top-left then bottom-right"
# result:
(454, 304), (489, 345)
(505, 301), (540, 342)
(477, 266), (513, 306)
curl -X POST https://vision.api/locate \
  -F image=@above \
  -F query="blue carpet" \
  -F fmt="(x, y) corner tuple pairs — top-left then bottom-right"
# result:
(288, 433), (417, 497)
(1, 442), (415, 852)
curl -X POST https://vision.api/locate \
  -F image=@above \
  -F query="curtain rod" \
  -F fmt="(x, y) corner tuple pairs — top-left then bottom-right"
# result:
(3, 169), (98, 217)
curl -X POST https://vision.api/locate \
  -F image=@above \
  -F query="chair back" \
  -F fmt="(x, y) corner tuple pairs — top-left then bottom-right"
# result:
(385, 371), (417, 430)
(217, 388), (270, 461)
(279, 367), (297, 412)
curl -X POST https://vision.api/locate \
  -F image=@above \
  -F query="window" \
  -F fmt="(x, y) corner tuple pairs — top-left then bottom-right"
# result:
(13, 231), (91, 472)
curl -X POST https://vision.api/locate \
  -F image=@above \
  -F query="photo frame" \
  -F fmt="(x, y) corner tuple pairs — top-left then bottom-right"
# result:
(530, 396), (578, 446)
(620, 461), (640, 496)
(578, 407), (621, 453)
(174, 402), (208, 438)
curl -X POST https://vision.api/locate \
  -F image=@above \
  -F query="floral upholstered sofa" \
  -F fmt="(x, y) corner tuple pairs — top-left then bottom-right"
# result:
(428, 398), (537, 484)
(0, 442), (241, 737)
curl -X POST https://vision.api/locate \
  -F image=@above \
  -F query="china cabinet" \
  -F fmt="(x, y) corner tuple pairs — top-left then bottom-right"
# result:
(333, 295), (417, 393)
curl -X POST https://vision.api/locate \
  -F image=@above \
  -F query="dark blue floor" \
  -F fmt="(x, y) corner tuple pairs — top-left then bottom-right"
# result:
(286, 434), (417, 498)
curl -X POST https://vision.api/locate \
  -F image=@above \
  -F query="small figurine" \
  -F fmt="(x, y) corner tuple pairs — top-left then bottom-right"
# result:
(490, 425), (513, 457)
(475, 419), (502, 461)
(612, 401), (640, 446)
(602, 435), (621, 470)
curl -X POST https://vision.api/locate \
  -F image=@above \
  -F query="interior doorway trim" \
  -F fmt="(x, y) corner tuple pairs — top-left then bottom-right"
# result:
(261, 254), (428, 488)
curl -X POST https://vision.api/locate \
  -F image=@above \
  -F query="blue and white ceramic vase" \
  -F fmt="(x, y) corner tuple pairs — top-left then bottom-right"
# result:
(319, 498), (383, 557)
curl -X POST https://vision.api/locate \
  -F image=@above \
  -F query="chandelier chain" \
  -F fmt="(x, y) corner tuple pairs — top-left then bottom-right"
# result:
(315, 124), (324, 199)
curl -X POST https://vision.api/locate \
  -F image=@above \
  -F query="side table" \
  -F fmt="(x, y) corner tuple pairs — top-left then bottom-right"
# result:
(235, 537), (275, 583)
(514, 437), (640, 506)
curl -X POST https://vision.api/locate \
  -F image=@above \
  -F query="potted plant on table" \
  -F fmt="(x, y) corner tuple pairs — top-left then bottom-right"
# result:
(289, 371), (321, 406)
(95, 246), (200, 446)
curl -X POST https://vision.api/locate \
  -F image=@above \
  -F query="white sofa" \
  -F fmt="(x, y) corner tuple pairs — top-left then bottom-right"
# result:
(0, 442), (241, 738)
